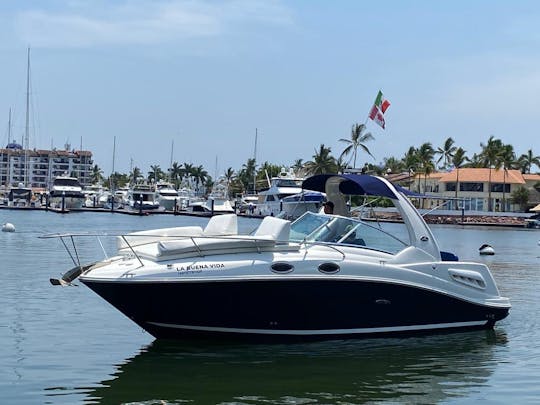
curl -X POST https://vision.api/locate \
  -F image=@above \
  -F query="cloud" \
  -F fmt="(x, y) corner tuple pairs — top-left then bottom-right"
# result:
(14, 0), (293, 48)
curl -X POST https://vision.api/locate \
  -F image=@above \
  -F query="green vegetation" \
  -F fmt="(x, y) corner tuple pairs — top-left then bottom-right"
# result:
(95, 125), (540, 203)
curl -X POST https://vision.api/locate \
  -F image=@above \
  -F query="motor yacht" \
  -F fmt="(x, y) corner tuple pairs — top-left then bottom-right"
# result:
(126, 183), (161, 211)
(155, 181), (180, 211)
(7, 183), (35, 207)
(257, 168), (319, 218)
(49, 175), (85, 209)
(189, 183), (234, 214)
(48, 173), (510, 340)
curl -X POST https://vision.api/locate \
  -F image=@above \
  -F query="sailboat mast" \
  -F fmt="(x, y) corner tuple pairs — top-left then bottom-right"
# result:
(169, 139), (174, 182)
(24, 47), (31, 187)
(253, 128), (257, 194)
(110, 136), (116, 191)
(7, 108), (12, 145)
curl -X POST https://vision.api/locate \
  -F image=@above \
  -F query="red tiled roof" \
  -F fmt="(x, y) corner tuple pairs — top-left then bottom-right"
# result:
(523, 173), (540, 181)
(438, 168), (525, 184)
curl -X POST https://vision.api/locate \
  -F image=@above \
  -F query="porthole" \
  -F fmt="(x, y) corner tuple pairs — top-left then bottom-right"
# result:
(318, 262), (340, 274)
(271, 262), (294, 273)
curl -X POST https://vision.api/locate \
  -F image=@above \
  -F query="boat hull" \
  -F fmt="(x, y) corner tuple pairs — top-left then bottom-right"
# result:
(81, 278), (509, 340)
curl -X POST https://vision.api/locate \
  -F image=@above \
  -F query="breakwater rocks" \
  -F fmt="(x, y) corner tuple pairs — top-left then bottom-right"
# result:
(365, 211), (526, 227)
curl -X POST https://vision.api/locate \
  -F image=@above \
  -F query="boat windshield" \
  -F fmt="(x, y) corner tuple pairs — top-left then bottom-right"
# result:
(53, 178), (81, 188)
(290, 212), (408, 255)
(275, 179), (302, 187)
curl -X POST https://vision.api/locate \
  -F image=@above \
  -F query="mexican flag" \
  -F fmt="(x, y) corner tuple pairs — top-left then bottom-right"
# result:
(368, 90), (391, 129)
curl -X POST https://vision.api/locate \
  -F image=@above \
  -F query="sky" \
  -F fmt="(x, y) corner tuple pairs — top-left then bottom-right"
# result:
(1, 0), (540, 178)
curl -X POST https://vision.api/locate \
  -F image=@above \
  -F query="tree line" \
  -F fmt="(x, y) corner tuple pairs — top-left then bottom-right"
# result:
(91, 123), (540, 202)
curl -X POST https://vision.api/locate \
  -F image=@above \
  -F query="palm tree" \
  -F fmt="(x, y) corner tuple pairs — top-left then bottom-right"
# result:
(451, 147), (468, 204)
(417, 142), (435, 197)
(304, 144), (337, 175)
(129, 166), (142, 185)
(239, 158), (256, 193)
(147, 165), (164, 183)
(224, 167), (235, 198)
(511, 186), (529, 212)
(435, 137), (457, 170)
(182, 162), (194, 187)
(518, 149), (540, 174)
(499, 144), (516, 212)
(480, 136), (503, 211)
(339, 123), (374, 169)
(292, 158), (304, 175)
(383, 156), (405, 174)
(191, 165), (208, 194)
(90, 164), (103, 184)
(169, 162), (183, 188)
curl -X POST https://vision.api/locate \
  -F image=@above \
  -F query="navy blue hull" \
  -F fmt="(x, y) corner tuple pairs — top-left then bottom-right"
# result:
(81, 278), (509, 340)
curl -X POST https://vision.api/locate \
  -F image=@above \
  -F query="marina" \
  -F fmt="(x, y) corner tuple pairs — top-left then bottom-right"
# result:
(1, 3), (540, 404)
(1, 208), (539, 403)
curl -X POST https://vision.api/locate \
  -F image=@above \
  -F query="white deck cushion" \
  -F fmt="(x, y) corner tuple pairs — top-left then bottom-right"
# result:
(203, 214), (238, 235)
(253, 216), (291, 242)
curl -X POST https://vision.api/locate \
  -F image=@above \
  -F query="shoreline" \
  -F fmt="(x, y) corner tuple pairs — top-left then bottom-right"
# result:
(1, 204), (535, 228)
(363, 212), (531, 228)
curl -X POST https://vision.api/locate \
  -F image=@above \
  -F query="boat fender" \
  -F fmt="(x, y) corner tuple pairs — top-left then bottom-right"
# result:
(479, 244), (495, 255)
(2, 223), (15, 232)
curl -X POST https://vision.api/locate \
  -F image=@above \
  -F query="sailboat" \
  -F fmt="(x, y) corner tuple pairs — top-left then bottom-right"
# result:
(5, 49), (36, 208)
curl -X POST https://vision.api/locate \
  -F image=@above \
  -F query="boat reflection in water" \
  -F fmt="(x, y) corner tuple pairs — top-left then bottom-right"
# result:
(84, 330), (506, 404)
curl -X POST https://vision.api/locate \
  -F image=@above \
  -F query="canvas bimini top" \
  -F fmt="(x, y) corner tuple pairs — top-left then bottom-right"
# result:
(301, 173), (442, 260)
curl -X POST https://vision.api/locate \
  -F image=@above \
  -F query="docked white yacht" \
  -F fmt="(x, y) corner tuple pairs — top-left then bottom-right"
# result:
(126, 183), (161, 211)
(189, 183), (234, 214)
(49, 175), (85, 209)
(84, 184), (111, 208)
(48, 173), (510, 340)
(7, 183), (35, 207)
(155, 182), (179, 211)
(257, 168), (307, 217)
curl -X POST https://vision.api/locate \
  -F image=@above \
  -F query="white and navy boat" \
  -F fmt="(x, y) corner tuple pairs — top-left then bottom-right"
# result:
(48, 174), (510, 340)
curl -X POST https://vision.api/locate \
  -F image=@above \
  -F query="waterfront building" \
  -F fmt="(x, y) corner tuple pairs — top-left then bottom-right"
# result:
(407, 168), (540, 212)
(0, 143), (93, 190)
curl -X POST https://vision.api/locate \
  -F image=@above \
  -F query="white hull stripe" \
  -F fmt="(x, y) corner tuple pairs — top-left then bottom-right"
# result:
(147, 320), (488, 335)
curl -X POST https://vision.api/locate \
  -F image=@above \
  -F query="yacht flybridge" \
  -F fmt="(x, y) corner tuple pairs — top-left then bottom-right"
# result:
(47, 174), (510, 340)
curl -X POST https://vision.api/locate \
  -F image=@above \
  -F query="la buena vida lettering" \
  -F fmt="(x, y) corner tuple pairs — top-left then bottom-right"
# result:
(176, 263), (226, 272)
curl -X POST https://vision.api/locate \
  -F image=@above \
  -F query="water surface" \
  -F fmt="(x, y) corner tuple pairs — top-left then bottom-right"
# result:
(1, 210), (538, 404)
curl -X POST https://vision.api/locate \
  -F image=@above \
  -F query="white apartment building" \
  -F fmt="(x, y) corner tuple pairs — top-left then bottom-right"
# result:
(0, 143), (93, 190)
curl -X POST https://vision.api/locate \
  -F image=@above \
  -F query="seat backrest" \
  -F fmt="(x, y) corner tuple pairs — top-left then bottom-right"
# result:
(203, 214), (238, 235)
(254, 216), (291, 241)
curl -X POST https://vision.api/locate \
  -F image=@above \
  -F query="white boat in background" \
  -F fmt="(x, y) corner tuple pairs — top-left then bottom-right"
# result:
(127, 183), (161, 211)
(155, 181), (179, 211)
(279, 190), (326, 220)
(177, 187), (197, 210)
(257, 168), (305, 217)
(7, 183), (35, 207)
(236, 193), (259, 214)
(49, 175), (85, 209)
(190, 183), (234, 214)
(84, 184), (110, 208)
(48, 173), (510, 340)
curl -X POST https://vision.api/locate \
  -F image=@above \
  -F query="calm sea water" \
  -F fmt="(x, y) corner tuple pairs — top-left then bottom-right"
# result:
(1, 210), (539, 404)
